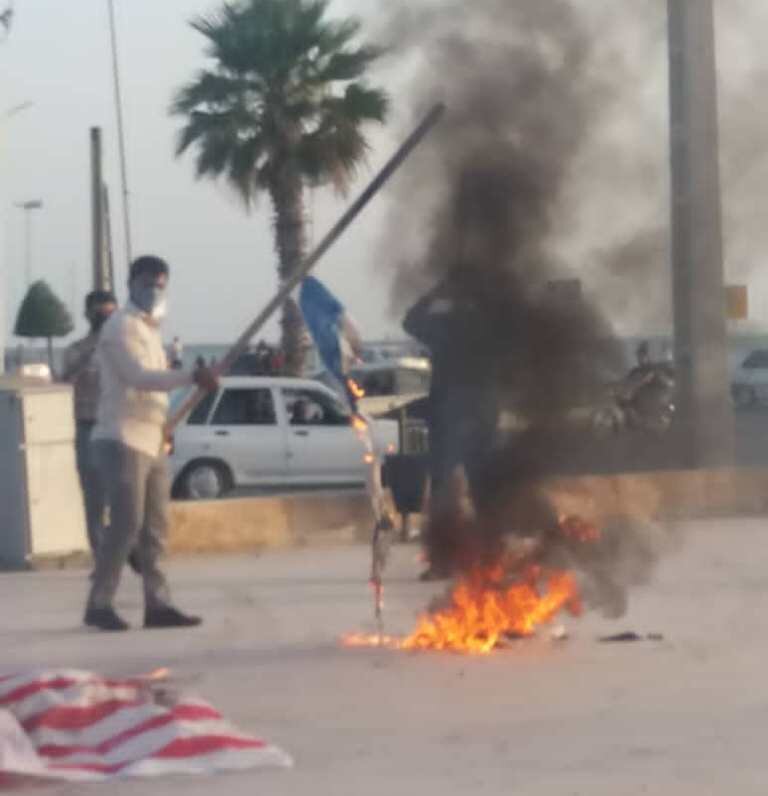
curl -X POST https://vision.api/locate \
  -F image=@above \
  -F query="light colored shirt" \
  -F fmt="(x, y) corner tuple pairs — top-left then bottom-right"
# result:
(61, 333), (100, 422)
(93, 303), (192, 458)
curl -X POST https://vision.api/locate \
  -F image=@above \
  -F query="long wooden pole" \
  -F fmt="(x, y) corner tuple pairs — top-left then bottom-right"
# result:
(167, 102), (446, 433)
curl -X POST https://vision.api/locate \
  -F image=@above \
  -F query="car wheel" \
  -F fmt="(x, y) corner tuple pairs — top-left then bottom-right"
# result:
(732, 385), (756, 409)
(181, 461), (230, 500)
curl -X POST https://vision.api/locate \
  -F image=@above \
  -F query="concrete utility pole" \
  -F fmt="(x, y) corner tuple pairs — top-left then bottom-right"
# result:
(667, 0), (733, 467)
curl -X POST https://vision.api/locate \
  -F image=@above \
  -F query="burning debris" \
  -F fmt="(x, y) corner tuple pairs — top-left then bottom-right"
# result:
(344, 564), (581, 655)
(344, 514), (618, 655)
(598, 632), (665, 643)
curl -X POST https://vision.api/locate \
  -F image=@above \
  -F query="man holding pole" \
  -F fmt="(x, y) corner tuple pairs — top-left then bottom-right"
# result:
(84, 256), (218, 632)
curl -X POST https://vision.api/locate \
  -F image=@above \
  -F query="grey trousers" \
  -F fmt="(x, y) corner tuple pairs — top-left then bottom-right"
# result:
(75, 421), (107, 556)
(86, 440), (172, 612)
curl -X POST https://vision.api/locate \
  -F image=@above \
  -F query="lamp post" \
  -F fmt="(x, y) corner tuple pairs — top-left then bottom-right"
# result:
(0, 101), (33, 374)
(107, 0), (133, 272)
(15, 199), (43, 288)
(667, 0), (733, 467)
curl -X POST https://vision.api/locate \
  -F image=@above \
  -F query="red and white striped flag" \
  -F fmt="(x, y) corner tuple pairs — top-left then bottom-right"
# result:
(0, 669), (291, 784)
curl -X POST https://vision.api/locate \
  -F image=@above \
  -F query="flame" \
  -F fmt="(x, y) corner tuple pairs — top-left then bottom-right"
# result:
(342, 633), (401, 648)
(342, 564), (582, 655)
(348, 378), (366, 399)
(559, 515), (601, 543)
(351, 414), (376, 464)
(144, 667), (171, 680)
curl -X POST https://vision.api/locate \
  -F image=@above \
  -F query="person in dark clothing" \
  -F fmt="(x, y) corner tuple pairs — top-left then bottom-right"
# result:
(403, 279), (500, 580)
(61, 291), (118, 558)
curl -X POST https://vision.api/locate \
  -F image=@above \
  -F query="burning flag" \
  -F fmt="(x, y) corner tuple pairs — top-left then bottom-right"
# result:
(343, 514), (611, 654)
(343, 563), (583, 655)
(298, 276), (363, 411)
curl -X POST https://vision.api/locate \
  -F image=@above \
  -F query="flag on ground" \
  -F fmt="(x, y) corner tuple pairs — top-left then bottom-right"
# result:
(0, 669), (291, 784)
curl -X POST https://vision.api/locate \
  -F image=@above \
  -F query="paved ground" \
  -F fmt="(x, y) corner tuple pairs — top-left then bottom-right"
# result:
(2, 517), (768, 794)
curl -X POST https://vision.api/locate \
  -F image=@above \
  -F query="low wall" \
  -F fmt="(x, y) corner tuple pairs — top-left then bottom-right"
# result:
(541, 468), (768, 525)
(166, 469), (768, 555)
(168, 491), (375, 554)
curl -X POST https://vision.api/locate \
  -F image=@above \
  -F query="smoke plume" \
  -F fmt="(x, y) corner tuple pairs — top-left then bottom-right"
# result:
(379, 0), (675, 617)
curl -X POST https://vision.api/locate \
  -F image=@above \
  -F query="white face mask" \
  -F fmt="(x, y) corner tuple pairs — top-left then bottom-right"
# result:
(130, 283), (168, 322)
(150, 297), (168, 322)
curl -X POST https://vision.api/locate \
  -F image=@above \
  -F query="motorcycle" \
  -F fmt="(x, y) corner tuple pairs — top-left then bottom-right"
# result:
(591, 364), (676, 438)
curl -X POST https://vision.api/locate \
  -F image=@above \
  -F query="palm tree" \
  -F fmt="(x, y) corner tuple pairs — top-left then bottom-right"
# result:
(172, 0), (389, 374)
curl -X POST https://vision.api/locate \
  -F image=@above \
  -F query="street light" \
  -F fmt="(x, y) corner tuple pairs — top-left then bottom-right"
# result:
(2, 101), (32, 121)
(107, 0), (133, 270)
(0, 100), (33, 375)
(15, 199), (43, 288)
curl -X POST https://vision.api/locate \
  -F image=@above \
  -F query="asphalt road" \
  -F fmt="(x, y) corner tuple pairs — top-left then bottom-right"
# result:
(2, 518), (768, 794)
(734, 406), (768, 466)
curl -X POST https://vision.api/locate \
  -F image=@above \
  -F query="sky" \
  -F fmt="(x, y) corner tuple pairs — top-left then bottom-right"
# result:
(0, 0), (401, 345)
(2, 1), (768, 348)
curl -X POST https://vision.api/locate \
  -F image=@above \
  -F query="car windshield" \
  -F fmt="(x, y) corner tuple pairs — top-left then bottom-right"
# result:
(743, 351), (768, 369)
(349, 366), (431, 397)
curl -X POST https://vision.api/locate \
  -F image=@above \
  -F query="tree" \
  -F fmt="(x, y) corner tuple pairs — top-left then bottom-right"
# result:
(14, 280), (74, 376)
(171, 0), (388, 374)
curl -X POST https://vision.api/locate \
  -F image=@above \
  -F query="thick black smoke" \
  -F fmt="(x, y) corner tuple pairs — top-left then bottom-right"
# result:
(380, 0), (673, 617)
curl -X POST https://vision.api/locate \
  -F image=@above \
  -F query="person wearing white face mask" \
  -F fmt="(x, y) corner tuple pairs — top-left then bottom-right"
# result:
(84, 255), (219, 632)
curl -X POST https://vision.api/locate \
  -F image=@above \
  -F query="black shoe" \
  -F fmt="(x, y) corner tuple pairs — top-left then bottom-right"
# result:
(84, 607), (130, 632)
(127, 550), (143, 575)
(144, 606), (202, 629)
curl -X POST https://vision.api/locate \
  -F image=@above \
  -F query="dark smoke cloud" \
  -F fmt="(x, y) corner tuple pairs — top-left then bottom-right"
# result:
(380, 0), (671, 336)
(716, 0), (768, 299)
(378, 0), (676, 617)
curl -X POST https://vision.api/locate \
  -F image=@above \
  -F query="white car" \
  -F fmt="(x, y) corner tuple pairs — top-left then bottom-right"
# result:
(731, 349), (768, 408)
(170, 376), (400, 499)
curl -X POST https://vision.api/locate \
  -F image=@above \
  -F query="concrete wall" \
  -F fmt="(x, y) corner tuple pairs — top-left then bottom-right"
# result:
(168, 491), (375, 554)
(541, 468), (768, 526)
(166, 469), (768, 555)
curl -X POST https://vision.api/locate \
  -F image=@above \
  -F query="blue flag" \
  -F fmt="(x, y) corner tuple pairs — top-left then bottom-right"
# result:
(299, 277), (359, 410)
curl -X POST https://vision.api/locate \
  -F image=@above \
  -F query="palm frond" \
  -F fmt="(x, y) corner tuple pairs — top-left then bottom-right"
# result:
(310, 46), (384, 84)
(230, 136), (269, 204)
(171, 70), (248, 116)
(172, 0), (388, 199)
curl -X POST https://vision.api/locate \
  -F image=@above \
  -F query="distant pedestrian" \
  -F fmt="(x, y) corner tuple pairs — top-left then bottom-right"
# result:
(84, 255), (218, 632)
(60, 290), (117, 559)
(169, 336), (184, 369)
